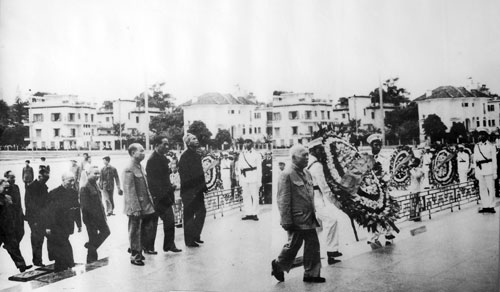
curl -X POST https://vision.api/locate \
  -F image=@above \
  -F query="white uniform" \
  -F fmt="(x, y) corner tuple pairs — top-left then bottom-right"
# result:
(474, 141), (497, 209)
(307, 155), (340, 255)
(457, 151), (470, 184)
(237, 149), (262, 216)
(220, 158), (232, 190)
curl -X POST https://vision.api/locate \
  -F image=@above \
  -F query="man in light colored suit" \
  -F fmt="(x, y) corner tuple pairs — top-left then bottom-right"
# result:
(271, 144), (324, 283)
(121, 143), (155, 265)
(474, 128), (497, 213)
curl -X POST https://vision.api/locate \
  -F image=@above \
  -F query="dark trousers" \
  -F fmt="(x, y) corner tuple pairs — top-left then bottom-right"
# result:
(143, 206), (177, 251)
(263, 183), (272, 204)
(141, 213), (159, 251)
(275, 229), (321, 277)
(0, 234), (27, 268)
(183, 197), (206, 244)
(85, 219), (110, 262)
(47, 232), (74, 271)
(28, 221), (47, 265)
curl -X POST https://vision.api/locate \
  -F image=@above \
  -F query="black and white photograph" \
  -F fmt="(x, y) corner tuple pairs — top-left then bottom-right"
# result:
(0, 0), (499, 291)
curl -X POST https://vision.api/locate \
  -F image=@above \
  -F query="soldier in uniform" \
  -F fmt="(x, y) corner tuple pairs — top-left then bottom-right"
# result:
(307, 138), (342, 265)
(22, 160), (34, 189)
(474, 128), (497, 213)
(457, 144), (470, 184)
(238, 139), (262, 220)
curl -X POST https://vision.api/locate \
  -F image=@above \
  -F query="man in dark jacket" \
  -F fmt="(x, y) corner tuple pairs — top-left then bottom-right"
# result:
(0, 178), (32, 273)
(99, 156), (122, 216)
(80, 166), (110, 263)
(4, 171), (25, 243)
(145, 135), (182, 253)
(261, 151), (273, 204)
(22, 160), (34, 189)
(45, 172), (82, 272)
(25, 169), (50, 267)
(178, 133), (207, 247)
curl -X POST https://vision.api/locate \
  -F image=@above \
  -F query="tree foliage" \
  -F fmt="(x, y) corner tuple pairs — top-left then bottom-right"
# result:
(369, 77), (410, 105)
(385, 102), (419, 144)
(0, 98), (29, 146)
(215, 129), (232, 149)
(149, 107), (184, 147)
(188, 120), (212, 147)
(422, 114), (447, 142)
(135, 82), (174, 111)
(449, 122), (468, 143)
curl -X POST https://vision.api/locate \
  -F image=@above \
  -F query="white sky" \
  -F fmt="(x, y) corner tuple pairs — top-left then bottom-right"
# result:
(1, 0), (499, 105)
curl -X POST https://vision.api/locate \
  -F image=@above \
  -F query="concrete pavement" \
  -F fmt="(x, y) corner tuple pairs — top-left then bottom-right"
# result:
(1, 199), (498, 292)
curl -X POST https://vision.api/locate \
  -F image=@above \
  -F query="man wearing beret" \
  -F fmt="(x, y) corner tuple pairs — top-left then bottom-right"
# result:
(178, 133), (207, 247)
(474, 128), (497, 213)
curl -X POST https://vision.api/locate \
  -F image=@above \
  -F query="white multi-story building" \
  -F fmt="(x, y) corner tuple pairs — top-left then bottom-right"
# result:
(415, 85), (495, 142)
(272, 92), (333, 147)
(27, 94), (98, 150)
(181, 92), (270, 146)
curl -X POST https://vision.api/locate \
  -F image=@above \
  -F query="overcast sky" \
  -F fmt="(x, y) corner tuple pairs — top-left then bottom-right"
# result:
(1, 0), (499, 105)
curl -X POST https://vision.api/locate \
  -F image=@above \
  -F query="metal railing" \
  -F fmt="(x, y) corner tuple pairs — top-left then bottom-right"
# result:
(174, 187), (243, 226)
(395, 181), (479, 222)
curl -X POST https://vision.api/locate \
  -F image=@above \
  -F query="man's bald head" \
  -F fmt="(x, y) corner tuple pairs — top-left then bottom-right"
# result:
(290, 144), (309, 169)
(61, 172), (76, 189)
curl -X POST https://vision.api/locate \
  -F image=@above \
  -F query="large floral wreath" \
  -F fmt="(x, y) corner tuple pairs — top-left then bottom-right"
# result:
(312, 127), (400, 233)
(389, 145), (414, 190)
(429, 146), (457, 186)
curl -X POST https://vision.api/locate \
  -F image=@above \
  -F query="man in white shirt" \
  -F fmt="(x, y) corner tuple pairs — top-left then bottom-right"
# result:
(307, 138), (342, 264)
(238, 139), (262, 221)
(457, 144), (470, 184)
(220, 152), (232, 191)
(474, 128), (497, 213)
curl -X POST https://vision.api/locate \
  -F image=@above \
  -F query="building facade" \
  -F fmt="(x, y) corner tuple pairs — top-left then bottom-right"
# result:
(272, 92), (333, 147)
(415, 85), (496, 142)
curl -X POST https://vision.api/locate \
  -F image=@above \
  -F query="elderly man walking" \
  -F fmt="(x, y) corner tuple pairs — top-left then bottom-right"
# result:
(178, 133), (207, 247)
(45, 172), (82, 272)
(271, 144), (324, 283)
(80, 166), (110, 263)
(121, 143), (155, 265)
(474, 128), (497, 214)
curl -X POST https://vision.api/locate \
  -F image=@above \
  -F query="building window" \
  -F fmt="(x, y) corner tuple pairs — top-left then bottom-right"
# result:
(327, 111), (330, 119)
(315, 111), (318, 117)
(305, 111), (312, 120)
(483, 120), (487, 127)
(78, 113), (81, 120)
(493, 120), (496, 126)
(289, 111), (298, 120)
(273, 112), (282, 121)
(462, 102), (468, 107)
(107, 130), (111, 134)
(472, 103), (474, 107)
(68, 113), (75, 122)
(54, 129), (60, 137)
(266, 112), (273, 121)
(342, 113), (346, 119)
(85, 113), (89, 122)
(243, 128), (246, 134)
(249, 128), (252, 134)
(363, 109), (366, 116)
(308, 126), (313, 134)
(274, 127), (280, 137)
(371, 112), (375, 119)
(50, 142), (55, 149)
(71, 128), (76, 137)
(36, 129), (42, 138)
(477, 121), (480, 127)
(51, 113), (61, 122)
(92, 129), (94, 135)
(106, 117), (110, 122)
(91, 114), (94, 122)
(488, 105), (495, 111)
(321, 111), (325, 119)
(34, 114), (44, 122)
(254, 113), (261, 119)
(292, 126), (298, 135)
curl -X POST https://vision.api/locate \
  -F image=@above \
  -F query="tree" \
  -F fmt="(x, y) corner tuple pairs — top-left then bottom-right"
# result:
(369, 77), (409, 105)
(102, 101), (113, 110)
(449, 122), (468, 143)
(149, 107), (184, 147)
(385, 102), (419, 144)
(10, 97), (29, 125)
(0, 126), (29, 146)
(188, 121), (212, 147)
(135, 82), (174, 111)
(215, 129), (232, 149)
(422, 114), (447, 143)
(112, 123), (125, 136)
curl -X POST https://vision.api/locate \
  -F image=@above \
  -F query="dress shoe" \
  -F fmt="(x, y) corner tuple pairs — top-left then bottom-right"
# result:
(164, 247), (183, 253)
(186, 242), (200, 247)
(33, 262), (45, 267)
(242, 215), (253, 220)
(327, 258), (341, 265)
(487, 208), (496, 213)
(327, 251), (343, 258)
(271, 260), (284, 282)
(130, 259), (145, 266)
(252, 215), (259, 221)
(385, 234), (395, 240)
(19, 265), (33, 273)
(194, 239), (204, 244)
(143, 250), (158, 255)
(303, 276), (326, 283)
(385, 241), (392, 246)
(478, 208), (486, 213)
